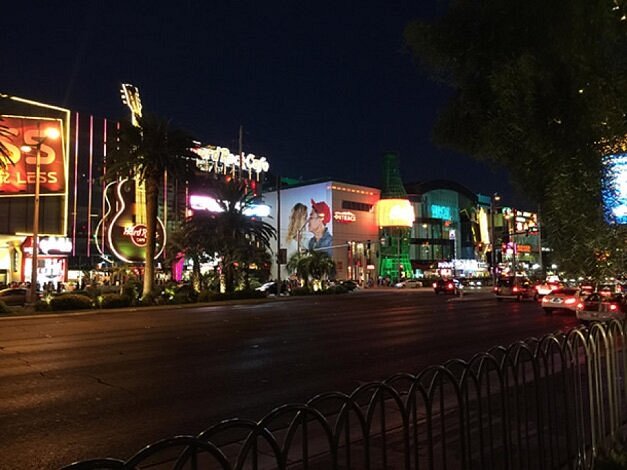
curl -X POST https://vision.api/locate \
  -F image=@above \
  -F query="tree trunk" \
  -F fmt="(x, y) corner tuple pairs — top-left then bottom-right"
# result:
(143, 175), (159, 299)
(191, 253), (201, 291)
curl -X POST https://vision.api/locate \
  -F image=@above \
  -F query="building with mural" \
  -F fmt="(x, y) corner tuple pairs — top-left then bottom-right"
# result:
(263, 180), (380, 283)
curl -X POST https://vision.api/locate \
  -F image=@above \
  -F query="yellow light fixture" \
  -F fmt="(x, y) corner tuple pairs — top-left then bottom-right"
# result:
(375, 199), (415, 227)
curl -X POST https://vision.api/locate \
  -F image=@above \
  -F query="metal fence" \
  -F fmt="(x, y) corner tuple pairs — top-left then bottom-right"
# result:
(62, 321), (627, 470)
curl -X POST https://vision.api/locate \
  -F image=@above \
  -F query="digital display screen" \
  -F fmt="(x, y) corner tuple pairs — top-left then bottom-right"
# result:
(603, 153), (627, 224)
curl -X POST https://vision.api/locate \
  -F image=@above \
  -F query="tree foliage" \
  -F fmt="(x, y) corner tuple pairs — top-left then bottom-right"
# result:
(182, 179), (276, 293)
(287, 249), (336, 287)
(108, 113), (197, 298)
(405, 0), (627, 277)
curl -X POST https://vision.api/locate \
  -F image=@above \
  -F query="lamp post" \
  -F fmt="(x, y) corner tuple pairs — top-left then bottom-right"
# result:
(21, 124), (60, 304)
(490, 193), (501, 285)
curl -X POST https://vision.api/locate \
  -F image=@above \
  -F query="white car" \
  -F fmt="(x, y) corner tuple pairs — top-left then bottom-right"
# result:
(541, 287), (584, 315)
(395, 279), (422, 288)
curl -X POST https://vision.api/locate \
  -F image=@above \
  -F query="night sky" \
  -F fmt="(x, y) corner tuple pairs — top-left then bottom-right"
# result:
(2, 1), (524, 206)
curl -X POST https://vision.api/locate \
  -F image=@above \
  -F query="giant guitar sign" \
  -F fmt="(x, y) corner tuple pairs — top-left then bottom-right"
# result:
(94, 84), (166, 263)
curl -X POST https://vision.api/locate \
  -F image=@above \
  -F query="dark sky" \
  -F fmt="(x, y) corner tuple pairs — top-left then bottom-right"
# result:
(2, 1), (525, 206)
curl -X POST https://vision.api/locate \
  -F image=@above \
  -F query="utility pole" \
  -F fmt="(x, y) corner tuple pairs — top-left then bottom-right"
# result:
(490, 193), (500, 285)
(276, 175), (281, 294)
(238, 125), (243, 180)
(536, 204), (543, 276)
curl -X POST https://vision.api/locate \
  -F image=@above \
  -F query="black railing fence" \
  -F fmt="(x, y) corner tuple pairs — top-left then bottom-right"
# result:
(62, 321), (627, 470)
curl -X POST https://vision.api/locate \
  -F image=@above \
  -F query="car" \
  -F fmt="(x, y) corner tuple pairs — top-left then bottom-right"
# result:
(541, 287), (585, 315)
(0, 287), (29, 306)
(395, 279), (422, 288)
(340, 280), (359, 291)
(534, 281), (564, 299)
(578, 281), (596, 296)
(576, 293), (626, 324)
(433, 278), (458, 295)
(494, 277), (536, 302)
(255, 282), (289, 295)
(597, 283), (623, 297)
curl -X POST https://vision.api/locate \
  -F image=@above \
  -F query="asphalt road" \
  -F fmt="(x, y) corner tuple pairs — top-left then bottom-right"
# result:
(0, 288), (580, 469)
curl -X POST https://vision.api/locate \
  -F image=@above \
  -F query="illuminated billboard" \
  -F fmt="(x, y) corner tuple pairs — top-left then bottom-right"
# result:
(0, 116), (66, 194)
(375, 199), (415, 227)
(603, 153), (627, 224)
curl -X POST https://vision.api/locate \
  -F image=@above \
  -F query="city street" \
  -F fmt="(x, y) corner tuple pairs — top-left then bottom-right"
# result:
(0, 289), (580, 469)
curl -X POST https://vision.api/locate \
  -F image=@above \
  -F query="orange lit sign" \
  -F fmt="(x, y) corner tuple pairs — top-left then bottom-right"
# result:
(0, 117), (65, 194)
(375, 199), (415, 227)
(517, 244), (532, 253)
(333, 211), (356, 223)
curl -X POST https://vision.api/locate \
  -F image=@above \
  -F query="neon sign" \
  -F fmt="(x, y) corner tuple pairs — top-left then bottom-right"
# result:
(123, 225), (148, 247)
(430, 204), (452, 220)
(333, 211), (356, 223)
(192, 146), (270, 180)
(189, 194), (270, 217)
(39, 236), (72, 254)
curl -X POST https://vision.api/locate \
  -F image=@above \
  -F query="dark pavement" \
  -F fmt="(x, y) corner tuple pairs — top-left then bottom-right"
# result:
(0, 289), (579, 469)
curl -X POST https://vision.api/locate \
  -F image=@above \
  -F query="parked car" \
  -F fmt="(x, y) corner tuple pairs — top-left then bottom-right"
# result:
(494, 277), (536, 302)
(541, 287), (585, 315)
(0, 287), (29, 306)
(255, 282), (288, 295)
(340, 280), (359, 291)
(395, 279), (422, 288)
(433, 278), (459, 295)
(576, 293), (626, 324)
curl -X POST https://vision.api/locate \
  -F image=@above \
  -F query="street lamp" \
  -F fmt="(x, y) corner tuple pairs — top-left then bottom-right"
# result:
(490, 193), (501, 285)
(20, 124), (60, 304)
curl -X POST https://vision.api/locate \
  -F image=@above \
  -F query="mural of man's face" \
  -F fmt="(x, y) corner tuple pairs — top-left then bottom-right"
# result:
(308, 210), (324, 234)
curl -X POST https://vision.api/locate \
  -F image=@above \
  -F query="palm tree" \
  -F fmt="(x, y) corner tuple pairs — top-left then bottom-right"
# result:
(0, 115), (15, 167)
(109, 113), (197, 299)
(200, 179), (276, 293)
(287, 249), (335, 288)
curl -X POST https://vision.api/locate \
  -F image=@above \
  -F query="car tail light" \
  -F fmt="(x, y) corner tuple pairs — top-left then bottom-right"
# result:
(565, 298), (576, 305)
(432, 283), (437, 289)
(609, 304), (618, 311)
(447, 283), (454, 289)
(576, 303), (584, 309)
(513, 286), (519, 293)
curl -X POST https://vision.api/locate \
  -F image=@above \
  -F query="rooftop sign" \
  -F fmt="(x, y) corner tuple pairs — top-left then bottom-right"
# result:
(192, 146), (269, 180)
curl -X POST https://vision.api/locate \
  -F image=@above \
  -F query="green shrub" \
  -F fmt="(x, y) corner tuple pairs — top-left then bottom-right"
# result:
(122, 280), (142, 304)
(99, 293), (132, 309)
(140, 290), (160, 306)
(50, 294), (93, 311)
(173, 284), (199, 303)
(197, 289), (217, 302)
(171, 292), (194, 304)
(34, 300), (52, 312)
(291, 287), (311, 296)
(0, 299), (10, 314)
(197, 289), (266, 302)
(231, 289), (266, 300)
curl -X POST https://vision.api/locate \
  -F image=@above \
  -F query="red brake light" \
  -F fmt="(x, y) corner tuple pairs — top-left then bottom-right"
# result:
(432, 283), (437, 288)
(565, 298), (576, 305)
(513, 286), (519, 293)
(610, 304), (618, 311)
(447, 283), (454, 289)
(576, 303), (584, 309)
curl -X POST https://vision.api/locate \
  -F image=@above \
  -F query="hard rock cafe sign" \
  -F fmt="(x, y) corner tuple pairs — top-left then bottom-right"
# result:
(192, 145), (269, 180)
(123, 224), (148, 246)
